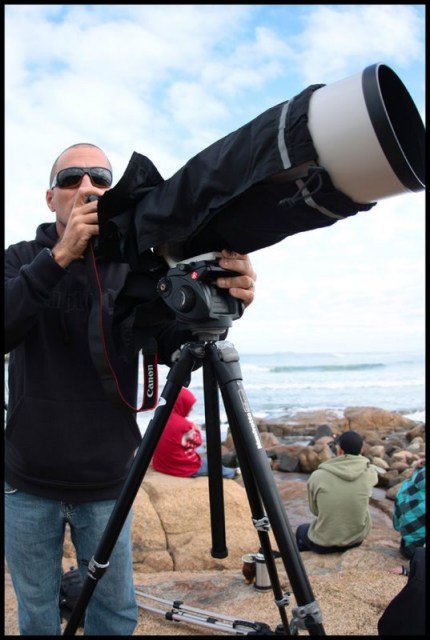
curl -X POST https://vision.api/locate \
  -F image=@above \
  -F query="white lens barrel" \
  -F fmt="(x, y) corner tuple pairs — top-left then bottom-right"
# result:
(307, 63), (425, 203)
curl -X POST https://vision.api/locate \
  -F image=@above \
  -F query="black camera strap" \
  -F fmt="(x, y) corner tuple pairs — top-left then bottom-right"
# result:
(85, 240), (158, 412)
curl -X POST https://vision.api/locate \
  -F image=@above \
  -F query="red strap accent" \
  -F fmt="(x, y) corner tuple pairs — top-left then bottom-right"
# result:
(87, 241), (158, 412)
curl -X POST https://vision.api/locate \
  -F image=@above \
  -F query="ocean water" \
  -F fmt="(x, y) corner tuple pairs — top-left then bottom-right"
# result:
(4, 350), (424, 437)
(135, 349), (425, 437)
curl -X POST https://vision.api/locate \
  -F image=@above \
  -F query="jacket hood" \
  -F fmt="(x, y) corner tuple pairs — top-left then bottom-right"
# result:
(35, 222), (58, 247)
(173, 387), (197, 418)
(318, 454), (375, 482)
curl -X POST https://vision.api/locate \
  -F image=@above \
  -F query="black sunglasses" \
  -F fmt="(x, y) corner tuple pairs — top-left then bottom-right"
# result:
(50, 166), (113, 189)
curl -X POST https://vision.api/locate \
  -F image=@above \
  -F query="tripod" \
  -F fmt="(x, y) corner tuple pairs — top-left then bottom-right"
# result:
(63, 326), (325, 636)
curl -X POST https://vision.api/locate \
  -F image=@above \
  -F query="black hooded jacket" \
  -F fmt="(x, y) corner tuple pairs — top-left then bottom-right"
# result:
(4, 222), (193, 501)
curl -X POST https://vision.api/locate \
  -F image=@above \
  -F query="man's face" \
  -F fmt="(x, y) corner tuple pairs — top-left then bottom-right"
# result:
(46, 146), (112, 236)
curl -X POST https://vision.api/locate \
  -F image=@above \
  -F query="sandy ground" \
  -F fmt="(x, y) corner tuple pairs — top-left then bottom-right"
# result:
(4, 562), (404, 636)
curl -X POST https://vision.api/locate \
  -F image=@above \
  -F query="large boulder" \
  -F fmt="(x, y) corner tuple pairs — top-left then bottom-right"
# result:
(63, 470), (264, 572)
(132, 470), (261, 572)
(343, 407), (418, 433)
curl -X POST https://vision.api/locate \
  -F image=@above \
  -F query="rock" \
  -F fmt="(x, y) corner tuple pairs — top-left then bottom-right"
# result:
(406, 424), (425, 440)
(390, 450), (418, 464)
(256, 407), (420, 439)
(362, 429), (386, 445)
(385, 483), (403, 500)
(343, 407), (417, 432)
(64, 470), (263, 573)
(368, 444), (386, 459)
(266, 444), (307, 472)
(407, 436), (425, 453)
(256, 409), (348, 437)
(299, 447), (319, 473)
(383, 435), (407, 454)
(273, 454), (300, 473)
(298, 443), (332, 473)
(376, 469), (400, 488)
(314, 434), (335, 447)
(311, 424), (334, 441)
(259, 431), (280, 448)
(372, 456), (390, 469)
(386, 474), (404, 489)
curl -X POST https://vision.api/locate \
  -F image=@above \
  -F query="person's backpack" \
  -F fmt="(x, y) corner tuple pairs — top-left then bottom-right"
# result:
(59, 566), (85, 628)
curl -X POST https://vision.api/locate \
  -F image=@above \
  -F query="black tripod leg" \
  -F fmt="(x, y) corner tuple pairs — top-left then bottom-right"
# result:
(63, 343), (199, 636)
(202, 359), (228, 558)
(207, 341), (325, 636)
(229, 409), (292, 635)
(206, 343), (291, 634)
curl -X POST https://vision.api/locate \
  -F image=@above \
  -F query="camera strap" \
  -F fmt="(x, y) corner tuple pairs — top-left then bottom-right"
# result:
(85, 240), (158, 412)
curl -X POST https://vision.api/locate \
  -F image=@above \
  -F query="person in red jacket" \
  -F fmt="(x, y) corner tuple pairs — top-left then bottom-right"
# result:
(151, 386), (238, 478)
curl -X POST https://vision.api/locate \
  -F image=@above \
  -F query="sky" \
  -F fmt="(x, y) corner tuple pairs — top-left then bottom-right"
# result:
(4, 4), (426, 355)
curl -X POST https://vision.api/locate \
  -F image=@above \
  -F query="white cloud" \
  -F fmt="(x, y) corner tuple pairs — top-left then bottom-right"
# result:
(296, 5), (424, 84)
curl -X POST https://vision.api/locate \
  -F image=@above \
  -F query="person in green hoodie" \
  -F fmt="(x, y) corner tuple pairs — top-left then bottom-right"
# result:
(295, 430), (378, 554)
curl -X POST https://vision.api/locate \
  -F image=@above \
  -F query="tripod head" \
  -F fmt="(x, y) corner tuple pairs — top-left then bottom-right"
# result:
(156, 257), (244, 339)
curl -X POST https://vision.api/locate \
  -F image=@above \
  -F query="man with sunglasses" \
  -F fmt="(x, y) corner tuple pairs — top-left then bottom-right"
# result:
(4, 142), (258, 635)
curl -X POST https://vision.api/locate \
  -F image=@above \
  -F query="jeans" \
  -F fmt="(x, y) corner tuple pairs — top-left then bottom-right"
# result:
(4, 482), (138, 636)
(191, 456), (236, 479)
(295, 522), (363, 555)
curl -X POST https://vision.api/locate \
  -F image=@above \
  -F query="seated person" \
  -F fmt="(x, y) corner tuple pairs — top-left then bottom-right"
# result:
(392, 460), (425, 560)
(295, 430), (378, 554)
(151, 386), (238, 479)
(378, 546), (425, 636)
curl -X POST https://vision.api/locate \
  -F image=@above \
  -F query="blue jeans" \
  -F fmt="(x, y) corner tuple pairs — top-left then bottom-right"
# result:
(4, 482), (138, 635)
(295, 522), (363, 555)
(191, 456), (236, 479)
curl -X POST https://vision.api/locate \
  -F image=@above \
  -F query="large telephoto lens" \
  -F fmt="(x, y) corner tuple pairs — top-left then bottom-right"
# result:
(306, 63), (425, 203)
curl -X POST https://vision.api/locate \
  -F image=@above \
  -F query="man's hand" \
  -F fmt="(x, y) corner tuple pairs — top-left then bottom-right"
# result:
(216, 249), (257, 308)
(51, 189), (104, 267)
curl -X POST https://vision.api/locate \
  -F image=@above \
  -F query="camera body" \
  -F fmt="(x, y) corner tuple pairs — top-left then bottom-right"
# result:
(156, 260), (244, 328)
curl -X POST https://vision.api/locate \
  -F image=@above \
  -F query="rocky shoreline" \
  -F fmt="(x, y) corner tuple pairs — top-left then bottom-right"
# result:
(4, 406), (425, 636)
(223, 406), (425, 501)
